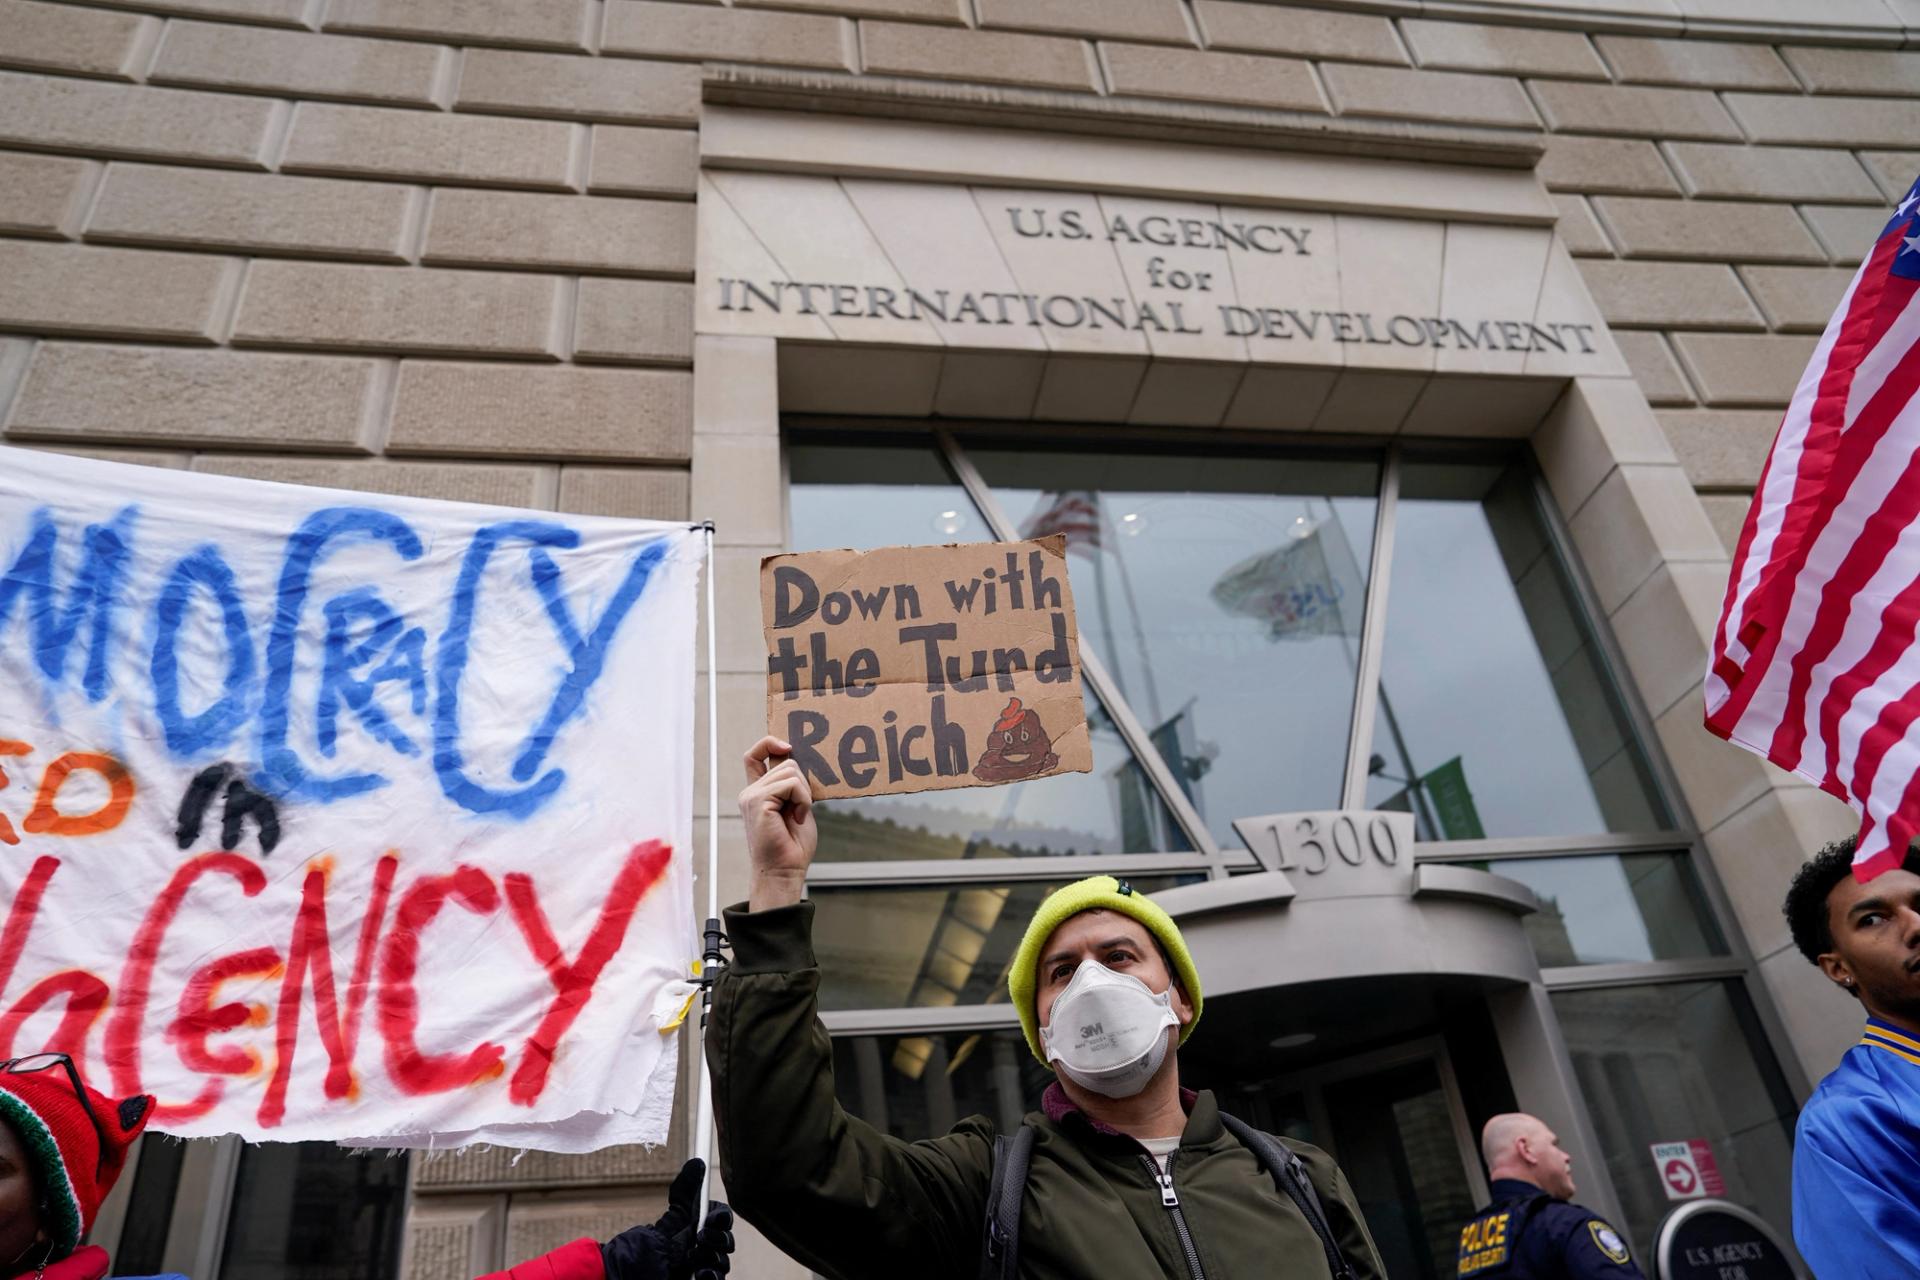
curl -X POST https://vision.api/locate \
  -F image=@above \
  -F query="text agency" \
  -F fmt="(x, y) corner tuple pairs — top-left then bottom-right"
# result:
(0, 837), (674, 1130)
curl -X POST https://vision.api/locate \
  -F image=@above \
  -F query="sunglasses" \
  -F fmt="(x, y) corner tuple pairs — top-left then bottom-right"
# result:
(0, 1054), (108, 1178)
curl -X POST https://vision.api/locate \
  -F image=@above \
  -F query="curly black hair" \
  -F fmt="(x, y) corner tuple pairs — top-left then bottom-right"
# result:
(1784, 836), (1861, 966)
(1782, 833), (1920, 970)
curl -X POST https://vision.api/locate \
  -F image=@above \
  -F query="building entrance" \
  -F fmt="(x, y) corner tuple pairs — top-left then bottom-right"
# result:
(795, 426), (1807, 1264)
(1235, 1043), (1484, 1280)
(1310, 1051), (1481, 1280)
(1189, 980), (1500, 1279)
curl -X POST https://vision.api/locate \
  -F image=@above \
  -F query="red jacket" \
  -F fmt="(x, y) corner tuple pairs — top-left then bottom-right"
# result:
(19, 1245), (184, 1280)
(476, 1237), (606, 1280)
(14, 1233), (605, 1280)
(34, 1247), (113, 1280)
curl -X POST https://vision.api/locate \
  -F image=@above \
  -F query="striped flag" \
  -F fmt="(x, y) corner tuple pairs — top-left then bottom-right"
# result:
(1706, 172), (1920, 880)
(1210, 522), (1363, 641)
(1020, 490), (1104, 555)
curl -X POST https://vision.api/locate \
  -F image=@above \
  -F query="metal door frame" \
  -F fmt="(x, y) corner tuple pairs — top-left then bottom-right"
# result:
(1263, 1034), (1491, 1208)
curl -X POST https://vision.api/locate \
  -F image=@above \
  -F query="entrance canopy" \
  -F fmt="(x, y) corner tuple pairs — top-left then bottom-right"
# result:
(1156, 844), (1544, 996)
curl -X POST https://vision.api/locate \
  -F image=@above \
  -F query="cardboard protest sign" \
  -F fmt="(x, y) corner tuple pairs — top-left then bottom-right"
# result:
(761, 536), (1091, 800)
(0, 447), (701, 1153)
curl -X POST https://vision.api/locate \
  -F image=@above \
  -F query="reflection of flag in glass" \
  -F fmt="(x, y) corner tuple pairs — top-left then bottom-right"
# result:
(1021, 490), (1103, 555)
(1210, 522), (1363, 640)
(1421, 756), (1485, 840)
(1113, 705), (1200, 854)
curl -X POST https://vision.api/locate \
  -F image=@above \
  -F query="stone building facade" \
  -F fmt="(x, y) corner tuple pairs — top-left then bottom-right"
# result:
(4, 0), (1918, 1275)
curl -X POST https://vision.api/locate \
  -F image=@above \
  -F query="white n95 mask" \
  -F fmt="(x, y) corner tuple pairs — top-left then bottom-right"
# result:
(1039, 960), (1179, 1098)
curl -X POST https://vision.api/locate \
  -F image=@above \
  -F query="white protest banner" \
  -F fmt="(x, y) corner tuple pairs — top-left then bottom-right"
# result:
(0, 448), (701, 1153)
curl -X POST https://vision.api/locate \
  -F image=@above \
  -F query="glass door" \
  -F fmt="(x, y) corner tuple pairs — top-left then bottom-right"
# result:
(102, 1136), (408, 1279)
(1323, 1058), (1481, 1280)
(1216, 1040), (1484, 1280)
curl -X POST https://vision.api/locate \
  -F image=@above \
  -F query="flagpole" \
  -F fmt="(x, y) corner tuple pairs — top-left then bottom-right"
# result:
(692, 523), (722, 1213)
(1109, 514), (1164, 728)
(1373, 684), (1438, 838)
(1091, 517), (1127, 702)
(1094, 499), (1189, 845)
(1321, 499), (1438, 837)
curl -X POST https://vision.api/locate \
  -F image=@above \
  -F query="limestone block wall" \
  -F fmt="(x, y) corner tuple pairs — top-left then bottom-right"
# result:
(0, 0), (701, 517)
(399, 1098), (687, 1278)
(1, 0), (1914, 1272)
(6, 0), (1916, 578)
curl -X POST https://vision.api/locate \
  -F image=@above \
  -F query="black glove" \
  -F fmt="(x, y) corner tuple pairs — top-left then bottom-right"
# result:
(602, 1158), (736, 1280)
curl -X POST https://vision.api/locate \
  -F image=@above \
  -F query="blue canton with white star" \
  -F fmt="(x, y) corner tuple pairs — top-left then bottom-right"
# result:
(1889, 173), (1920, 282)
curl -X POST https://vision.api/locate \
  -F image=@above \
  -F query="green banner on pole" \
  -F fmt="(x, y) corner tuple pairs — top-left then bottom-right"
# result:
(1423, 756), (1485, 841)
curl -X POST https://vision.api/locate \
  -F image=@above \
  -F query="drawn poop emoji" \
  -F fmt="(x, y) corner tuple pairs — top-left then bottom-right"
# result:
(972, 697), (1060, 783)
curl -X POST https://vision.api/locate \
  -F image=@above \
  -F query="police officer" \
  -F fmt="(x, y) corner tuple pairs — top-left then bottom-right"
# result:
(1457, 1113), (1644, 1279)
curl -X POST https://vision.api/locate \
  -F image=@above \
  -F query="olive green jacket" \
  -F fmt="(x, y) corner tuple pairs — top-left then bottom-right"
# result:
(706, 900), (1388, 1280)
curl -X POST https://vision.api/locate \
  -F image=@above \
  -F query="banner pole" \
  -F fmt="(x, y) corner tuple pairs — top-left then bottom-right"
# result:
(692, 522), (723, 1213)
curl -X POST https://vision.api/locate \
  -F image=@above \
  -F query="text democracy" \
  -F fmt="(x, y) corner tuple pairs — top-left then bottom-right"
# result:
(715, 278), (1600, 356)
(0, 502), (668, 820)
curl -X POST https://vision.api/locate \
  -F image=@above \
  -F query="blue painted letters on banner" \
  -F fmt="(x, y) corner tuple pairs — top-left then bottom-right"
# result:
(0, 502), (666, 820)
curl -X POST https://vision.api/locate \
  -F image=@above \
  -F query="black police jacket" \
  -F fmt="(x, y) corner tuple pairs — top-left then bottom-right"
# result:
(1456, 1179), (1646, 1279)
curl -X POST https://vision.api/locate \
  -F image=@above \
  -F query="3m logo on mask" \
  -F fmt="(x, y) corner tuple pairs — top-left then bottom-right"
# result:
(1040, 961), (1178, 1099)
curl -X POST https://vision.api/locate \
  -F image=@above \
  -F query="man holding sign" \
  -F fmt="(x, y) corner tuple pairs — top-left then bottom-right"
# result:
(704, 537), (1383, 1280)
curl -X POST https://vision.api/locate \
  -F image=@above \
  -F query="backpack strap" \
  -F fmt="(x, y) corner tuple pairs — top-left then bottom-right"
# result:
(1217, 1111), (1358, 1280)
(979, 1123), (1036, 1280)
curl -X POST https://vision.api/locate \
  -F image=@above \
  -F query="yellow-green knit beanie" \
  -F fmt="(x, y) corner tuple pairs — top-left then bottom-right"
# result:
(1008, 875), (1203, 1065)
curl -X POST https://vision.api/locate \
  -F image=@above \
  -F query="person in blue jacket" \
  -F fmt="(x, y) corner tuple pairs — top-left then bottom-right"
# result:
(1456, 1113), (1644, 1278)
(1784, 834), (1920, 1276)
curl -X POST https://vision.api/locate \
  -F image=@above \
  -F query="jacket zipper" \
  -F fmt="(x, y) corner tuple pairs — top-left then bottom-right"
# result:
(1139, 1153), (1207, 1280)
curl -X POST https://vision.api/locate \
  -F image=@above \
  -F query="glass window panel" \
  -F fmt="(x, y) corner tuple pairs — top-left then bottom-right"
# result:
(789, 441), (1188, 859)
(788, 442), (983, 554)
(1364, 458), (1668, 839)
(967, 445), (1381, 848)
(1324, 1060), (1479, 1280)
(1551, 982), (1797, 1260)
(833, 1028), (1054, 1139)
(219, 1144), (407, 1280)
(110, 1136), (187, 1274)
(1494, 852), (1725, 967)
(811, 876), (1195, 1011)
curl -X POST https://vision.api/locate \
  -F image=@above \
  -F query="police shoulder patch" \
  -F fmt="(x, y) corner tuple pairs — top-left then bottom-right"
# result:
(1587, 1220), (1630, 1264)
